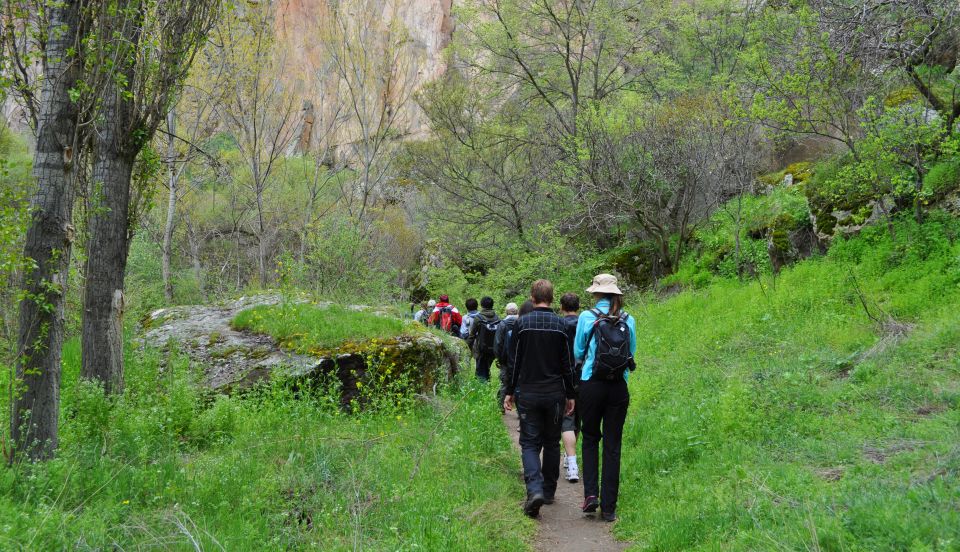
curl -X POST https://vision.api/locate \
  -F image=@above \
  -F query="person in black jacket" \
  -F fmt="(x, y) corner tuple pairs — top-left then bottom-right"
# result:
(559, 292), (582, 483)
(503, 280), (576, 518)
(467, 296), (500, 381)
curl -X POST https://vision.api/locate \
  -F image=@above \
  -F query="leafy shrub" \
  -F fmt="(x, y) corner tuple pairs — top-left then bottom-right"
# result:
(923, 156), (960, 201)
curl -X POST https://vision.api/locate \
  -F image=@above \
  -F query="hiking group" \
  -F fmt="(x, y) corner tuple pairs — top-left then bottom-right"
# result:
(416, 273), (636, 522)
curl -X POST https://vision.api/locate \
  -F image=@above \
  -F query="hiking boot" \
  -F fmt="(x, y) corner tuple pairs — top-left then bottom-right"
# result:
(543, 495), (555, 505)
(601, 511), (617, 523)
(566, 462), (579, 483)
(582, 495), (599, 513)
(524, 493), (546, 518)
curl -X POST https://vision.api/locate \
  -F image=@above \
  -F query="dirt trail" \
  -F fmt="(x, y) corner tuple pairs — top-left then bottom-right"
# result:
(502, 412), (630, 552)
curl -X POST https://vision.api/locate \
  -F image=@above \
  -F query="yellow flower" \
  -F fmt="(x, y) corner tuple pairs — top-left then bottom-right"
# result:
(122, 500), (130, 505)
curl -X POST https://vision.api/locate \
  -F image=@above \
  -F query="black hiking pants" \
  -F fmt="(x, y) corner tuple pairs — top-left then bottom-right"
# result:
(517, 390), (564, 500)
(475, 353), (494, 382)
(579, 378), (629, 514)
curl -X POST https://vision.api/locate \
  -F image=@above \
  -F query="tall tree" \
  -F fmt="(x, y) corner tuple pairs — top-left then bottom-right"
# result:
(160, 46), (228, 303)
(2, 0), (85, 460)
(456, 0), (655, 143)
(322, 0), (419, 229)
(218, 2), (297, 285)
(80, 0), (220, 394)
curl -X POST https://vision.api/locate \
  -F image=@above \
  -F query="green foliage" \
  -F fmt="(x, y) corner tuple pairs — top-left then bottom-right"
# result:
(0, 335), (530, 549)
(0, 126), (33, 354)
(666, 185), (813, 287)
(231, 303), (407, 351)
(923, 156), (960, 201)
(617, 213), (960, 549)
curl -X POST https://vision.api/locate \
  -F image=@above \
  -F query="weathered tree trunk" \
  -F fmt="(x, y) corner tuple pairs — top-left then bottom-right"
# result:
(162, 109), (178, 303)
(12, 0), (82, 461)
(81, 67), (136, 395)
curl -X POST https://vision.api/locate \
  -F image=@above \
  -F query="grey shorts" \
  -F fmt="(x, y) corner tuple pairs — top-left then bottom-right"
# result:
(561, 411), (579, 433)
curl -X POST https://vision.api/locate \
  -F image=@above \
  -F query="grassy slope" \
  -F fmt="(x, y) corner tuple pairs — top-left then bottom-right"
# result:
(618, 214), (960, 551)
(0, 339), (530, 550)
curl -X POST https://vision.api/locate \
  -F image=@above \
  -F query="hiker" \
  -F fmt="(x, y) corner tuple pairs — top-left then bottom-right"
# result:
(503, 280), (576, 518)
(494, 302), (520, 411)
(497, 300), (534, 418)
(559, 292), (582, 483)
(427, 295), (463, 336)
(413, 301), (431, 323)
(467, 297), (500, 381)
(574, 274), (636, 523)
(460, 298), (480, 340)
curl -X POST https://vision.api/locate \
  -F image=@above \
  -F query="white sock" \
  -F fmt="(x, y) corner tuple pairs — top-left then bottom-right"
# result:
(568, 456), (577, 469)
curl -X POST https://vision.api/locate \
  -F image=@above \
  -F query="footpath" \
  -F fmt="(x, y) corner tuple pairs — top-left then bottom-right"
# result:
(501, 412), (629, 552)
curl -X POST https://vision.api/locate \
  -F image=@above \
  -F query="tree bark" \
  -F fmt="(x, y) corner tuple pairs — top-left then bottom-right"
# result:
(12, 0), (82, 461)
(162, 109), (177, 303)
(81, 45), (136, 394)
(81, 142), (135, 395)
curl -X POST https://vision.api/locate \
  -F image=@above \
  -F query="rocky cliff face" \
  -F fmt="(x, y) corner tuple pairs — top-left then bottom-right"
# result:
(275, 0), (456, 145)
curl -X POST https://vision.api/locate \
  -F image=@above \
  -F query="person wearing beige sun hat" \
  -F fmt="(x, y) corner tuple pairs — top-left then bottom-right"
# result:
(573, 273), (637, 523)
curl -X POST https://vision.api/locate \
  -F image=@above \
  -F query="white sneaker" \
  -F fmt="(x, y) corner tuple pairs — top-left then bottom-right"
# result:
(566, 462), (579, 482)
(563, 455), (568, 469)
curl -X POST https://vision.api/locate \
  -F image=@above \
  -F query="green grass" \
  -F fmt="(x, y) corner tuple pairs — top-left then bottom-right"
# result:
(0, 337), (531, 550)
(232, 303), (409, 352)
(616, 213), (960, 550)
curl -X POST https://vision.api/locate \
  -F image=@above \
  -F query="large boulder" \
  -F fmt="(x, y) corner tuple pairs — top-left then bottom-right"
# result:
(139, 296), (464, 406)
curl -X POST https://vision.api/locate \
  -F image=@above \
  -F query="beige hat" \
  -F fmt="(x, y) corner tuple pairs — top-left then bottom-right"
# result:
(586, 273), (623, 295)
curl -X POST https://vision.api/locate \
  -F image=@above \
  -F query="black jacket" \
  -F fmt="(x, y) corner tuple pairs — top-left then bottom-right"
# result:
(562, 314), (582, 380)
(507, 307), (576, 398)
(495, 315), (518, 367)
(467, 308), (500, 356)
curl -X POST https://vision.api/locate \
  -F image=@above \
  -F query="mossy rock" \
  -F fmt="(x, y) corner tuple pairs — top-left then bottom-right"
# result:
(288, 332), (463, 411)
(609, 242), (659, 288)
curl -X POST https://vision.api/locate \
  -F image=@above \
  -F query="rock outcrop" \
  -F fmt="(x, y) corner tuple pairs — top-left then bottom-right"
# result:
(275, 0), (456, 145)
(140, 296), (463, 406)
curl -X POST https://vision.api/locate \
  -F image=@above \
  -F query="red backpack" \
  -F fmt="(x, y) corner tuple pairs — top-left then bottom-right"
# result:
(433, 305), (459, 335)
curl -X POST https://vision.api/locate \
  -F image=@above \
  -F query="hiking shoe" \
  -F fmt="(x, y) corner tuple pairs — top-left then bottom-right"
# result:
(582, 495), (599, 513)
(566, 462), (579, 483)
(524, 493), (546, 518)
(543, 495), (555, 505)
(601, 511), (617, 523)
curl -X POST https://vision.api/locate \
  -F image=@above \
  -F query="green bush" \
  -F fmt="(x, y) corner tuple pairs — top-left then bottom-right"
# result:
(923, 156), (960, 201)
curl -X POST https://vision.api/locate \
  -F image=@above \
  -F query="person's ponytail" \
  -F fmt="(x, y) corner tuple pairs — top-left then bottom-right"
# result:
(606, 294), (623, 318)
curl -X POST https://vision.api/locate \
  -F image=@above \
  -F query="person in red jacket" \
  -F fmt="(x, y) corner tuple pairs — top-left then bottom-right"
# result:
(427, 294), (463, 336)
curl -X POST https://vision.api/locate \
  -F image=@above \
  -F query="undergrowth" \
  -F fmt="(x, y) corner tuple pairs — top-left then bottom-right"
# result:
(618, 213), (960, 550)
(0, 338), (529, 550)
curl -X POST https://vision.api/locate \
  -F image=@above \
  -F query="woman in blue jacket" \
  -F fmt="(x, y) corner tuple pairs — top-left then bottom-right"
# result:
(573, 274), (636, 522)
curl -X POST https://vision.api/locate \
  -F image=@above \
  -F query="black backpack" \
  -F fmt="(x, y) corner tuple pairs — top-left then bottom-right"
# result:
(586, 309), (635, 381)
(475, 317), (501, 356)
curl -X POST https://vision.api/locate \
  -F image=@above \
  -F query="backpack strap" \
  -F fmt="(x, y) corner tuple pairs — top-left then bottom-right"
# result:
(584, 308), (604, 346)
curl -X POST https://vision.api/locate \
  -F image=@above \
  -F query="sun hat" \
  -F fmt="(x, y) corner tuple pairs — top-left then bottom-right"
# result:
(428, 299), (437, 307)
(505, 302), (519, 315)
(586, 273), (623, 295)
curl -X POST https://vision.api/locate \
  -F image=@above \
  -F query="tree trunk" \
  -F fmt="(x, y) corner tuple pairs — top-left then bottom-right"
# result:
(12, 0), (82, 461)
(162, 109), (177, 303)
(81, 145), (135, 395)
